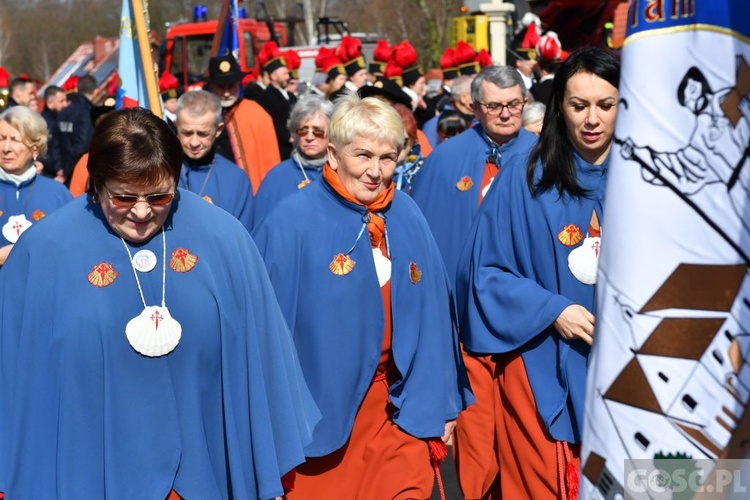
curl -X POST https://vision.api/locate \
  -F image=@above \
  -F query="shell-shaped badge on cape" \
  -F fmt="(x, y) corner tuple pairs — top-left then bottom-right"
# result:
(170, 248), (198, 273)
(125, 305), (182, 357)
(32, 210), (45, 221)
(409, 262), (422, 284)
(456, 176), (474, 191)
(558, 224), (583, 246)
(567, 236), (601, 285)
(202, 195), (214, 204)
(330, 253), (355, 275)
(87, 262), (118, 287)
(2, 214), (32, 243)
(297, 179), (311, 189)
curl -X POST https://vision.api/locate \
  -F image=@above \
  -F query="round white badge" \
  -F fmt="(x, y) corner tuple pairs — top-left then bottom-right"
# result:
(132, 249), (157, 273)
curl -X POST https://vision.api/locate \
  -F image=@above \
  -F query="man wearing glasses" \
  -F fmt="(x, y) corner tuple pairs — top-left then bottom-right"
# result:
(174, 90), (254, 232)
(410, 64), (538, 500)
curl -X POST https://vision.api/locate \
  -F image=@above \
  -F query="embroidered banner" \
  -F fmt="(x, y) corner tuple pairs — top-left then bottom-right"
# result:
(581, 1), (750, 498)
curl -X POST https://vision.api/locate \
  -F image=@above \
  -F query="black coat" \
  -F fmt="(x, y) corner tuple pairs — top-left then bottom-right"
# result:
(58, 93), (93, 181)
(40, 107), (63, 178)
(257, 86), (296, 161)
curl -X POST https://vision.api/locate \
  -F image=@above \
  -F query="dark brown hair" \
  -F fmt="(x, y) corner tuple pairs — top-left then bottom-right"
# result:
(87, 108), (183, 197)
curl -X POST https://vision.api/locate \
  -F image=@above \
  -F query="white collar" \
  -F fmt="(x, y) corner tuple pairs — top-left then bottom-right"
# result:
(0, 164), (36, 186)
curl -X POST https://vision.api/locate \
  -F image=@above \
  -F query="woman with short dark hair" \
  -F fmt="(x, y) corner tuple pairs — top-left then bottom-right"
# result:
(0, 107), (319, 499)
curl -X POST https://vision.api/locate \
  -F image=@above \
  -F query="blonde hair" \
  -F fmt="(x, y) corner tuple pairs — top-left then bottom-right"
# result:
(328, 95), (406, 153)
(0, 106), (48, 157)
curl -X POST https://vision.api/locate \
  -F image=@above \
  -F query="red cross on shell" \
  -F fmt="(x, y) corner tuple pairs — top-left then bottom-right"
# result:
(87, 262), (118, 287)
(329, 253), (355, 275)
(169, 248), (198, 273)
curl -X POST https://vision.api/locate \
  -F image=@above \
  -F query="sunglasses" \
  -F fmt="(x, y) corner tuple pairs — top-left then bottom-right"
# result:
(295, 126), (327, 138)
(104, 186), (175, 207)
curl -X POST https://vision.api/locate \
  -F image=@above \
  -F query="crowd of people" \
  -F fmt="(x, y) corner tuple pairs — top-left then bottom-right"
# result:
(0, 18), (620, 499)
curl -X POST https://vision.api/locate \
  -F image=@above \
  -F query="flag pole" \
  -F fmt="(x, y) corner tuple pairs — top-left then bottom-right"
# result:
(211, 0), (231, 57)
(130, 0), (162, 118)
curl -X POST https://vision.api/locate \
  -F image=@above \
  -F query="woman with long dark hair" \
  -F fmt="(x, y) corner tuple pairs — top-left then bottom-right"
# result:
(457, 47), (620, 499)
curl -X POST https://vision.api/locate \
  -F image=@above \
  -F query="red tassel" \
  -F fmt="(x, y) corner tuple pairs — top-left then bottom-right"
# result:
(428, 438), (448, 500)
(428, 438), (448, 466)
(338, 35), (362, 62)
(373, 39), (392, 63)
(454, 41), (477, 66)
(477, 49), (493, 68)
(393, 41), (418, 69)
(281, 469), (297, 493)
(258, 41), (282, 67)
(283, 50), (301, 71)
(439, 47), (456, 70)
(566, 461), (579, 500)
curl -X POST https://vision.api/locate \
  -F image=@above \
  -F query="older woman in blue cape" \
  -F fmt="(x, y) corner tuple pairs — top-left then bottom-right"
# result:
(457, 47), (620, 500)
(0, 108), (319, 499)
(0, 106), (72, 265)
(253, 95), (473, 499)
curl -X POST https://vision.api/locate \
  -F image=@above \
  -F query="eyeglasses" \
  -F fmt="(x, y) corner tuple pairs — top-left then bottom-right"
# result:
(104, 186), (175, 207)
(295, 126), (327, 138)
(474, 99), (526, 116)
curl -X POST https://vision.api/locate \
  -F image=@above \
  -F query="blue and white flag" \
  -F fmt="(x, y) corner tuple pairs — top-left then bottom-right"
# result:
(117, 0), (157, 111)
(217, 0), (241, 61)
(581, 1), (750, 498)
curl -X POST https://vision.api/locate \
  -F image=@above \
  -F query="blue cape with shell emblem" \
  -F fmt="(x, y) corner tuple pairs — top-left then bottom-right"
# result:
(410, 124), (537, 286)
(0, 190), (319, 499)
(252, 179), (474, 457)
(455, 152), (608, 443)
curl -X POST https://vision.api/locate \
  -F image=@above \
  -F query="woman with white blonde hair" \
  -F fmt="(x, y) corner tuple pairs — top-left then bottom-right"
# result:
(253, 95), (473, 499)
(0, 105), (72, 265)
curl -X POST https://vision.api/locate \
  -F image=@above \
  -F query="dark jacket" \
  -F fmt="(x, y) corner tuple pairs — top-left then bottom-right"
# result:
(40, 107), (63, 178)
(257, 85), (296, 161)
(58, 93), (94, 181)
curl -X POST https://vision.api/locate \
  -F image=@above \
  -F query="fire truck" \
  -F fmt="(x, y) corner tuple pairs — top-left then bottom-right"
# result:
(161, 6), (289, 88)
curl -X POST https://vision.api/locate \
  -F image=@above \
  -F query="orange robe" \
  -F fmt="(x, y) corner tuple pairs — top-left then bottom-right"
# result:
(452, 351), (502, 500)
(68, 152), (89, 197)
(416, 129), (432, 157)
(452, 160), (503, 500)
(224, 99), (281, 194)
(497, 352), (580, 500)
(287, 244), (434, 500)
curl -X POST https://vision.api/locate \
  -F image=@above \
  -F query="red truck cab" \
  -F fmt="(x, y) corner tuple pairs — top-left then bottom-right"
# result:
(163, 18), (287, 88)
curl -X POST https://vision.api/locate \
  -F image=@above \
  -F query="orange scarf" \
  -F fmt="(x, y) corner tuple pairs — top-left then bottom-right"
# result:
(323, 164), (394, 249)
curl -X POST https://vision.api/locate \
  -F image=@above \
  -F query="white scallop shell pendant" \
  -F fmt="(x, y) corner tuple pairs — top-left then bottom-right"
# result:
(372, 247), (391, 287)
(567, 236), (601, 285)
(2, 214), (32, 243)
(125, 305), (182, 357)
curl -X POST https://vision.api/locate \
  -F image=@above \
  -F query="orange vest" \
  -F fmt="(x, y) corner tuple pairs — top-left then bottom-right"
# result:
(224, 99), (281, 194)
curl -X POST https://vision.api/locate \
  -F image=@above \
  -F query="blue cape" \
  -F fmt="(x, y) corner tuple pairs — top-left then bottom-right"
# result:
(456, 152), (609, 443)
(253, 179), (474, 457)
(0, 174), (72, 246)
(253, 157), (324, 229)
(0, 190), (319, 498)
(410, 125), (537, 284)
(178, 152), (254, 232)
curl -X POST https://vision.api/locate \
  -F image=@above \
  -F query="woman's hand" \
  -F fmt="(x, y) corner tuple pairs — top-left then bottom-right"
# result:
(553, 304), (595, 345)
(0, 244), (13, 266)
(442, 420), (457, 443)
